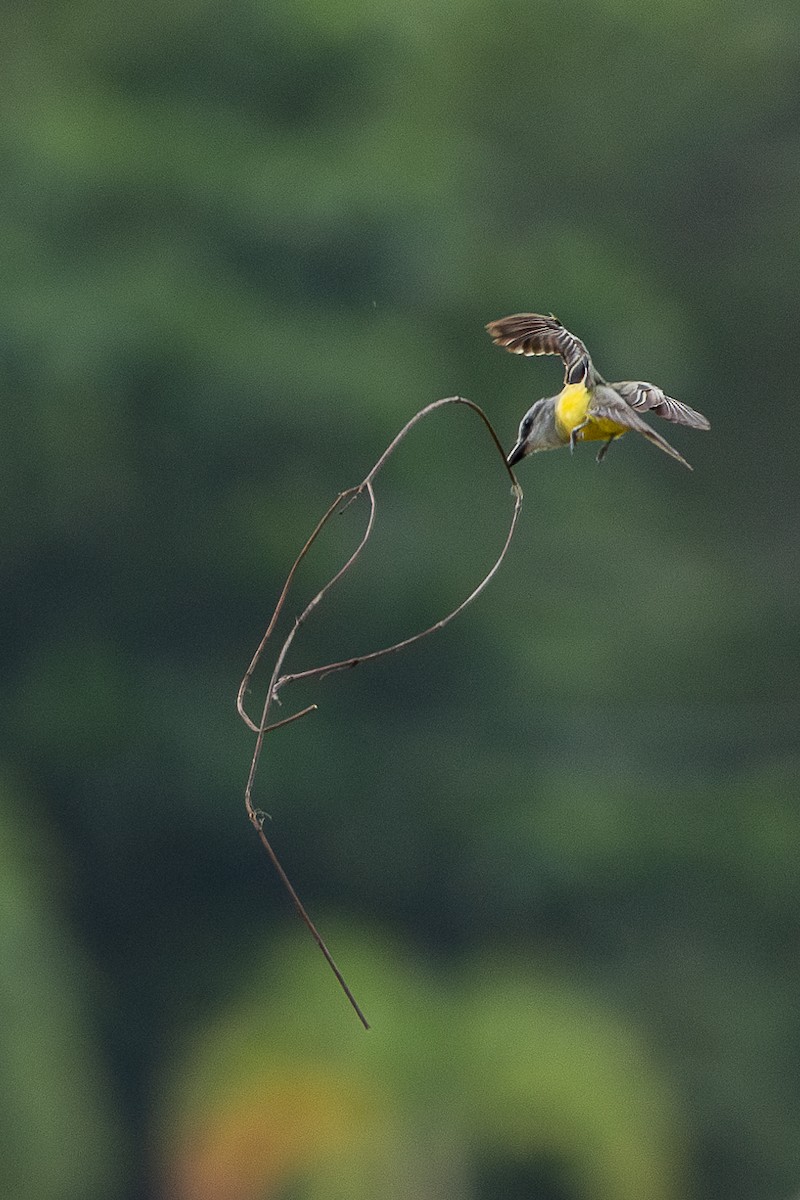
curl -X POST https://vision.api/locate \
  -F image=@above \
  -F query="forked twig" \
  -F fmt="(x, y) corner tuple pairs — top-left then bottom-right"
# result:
(238, 396), (523, 1028)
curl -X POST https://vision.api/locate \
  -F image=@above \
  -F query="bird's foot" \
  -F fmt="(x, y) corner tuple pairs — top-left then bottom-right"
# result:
(596, 437), (616, 463)
(569, 422), (588, 454)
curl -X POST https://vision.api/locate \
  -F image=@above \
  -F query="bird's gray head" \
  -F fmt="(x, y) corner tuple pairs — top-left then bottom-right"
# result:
(506, 396), (561, 467)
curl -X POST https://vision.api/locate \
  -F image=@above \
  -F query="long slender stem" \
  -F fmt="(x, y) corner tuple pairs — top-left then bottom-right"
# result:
(252, 820), (370, 1029)
(238, 396), (522, 1028)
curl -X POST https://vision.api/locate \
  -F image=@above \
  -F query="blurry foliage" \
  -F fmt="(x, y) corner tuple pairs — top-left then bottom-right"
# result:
(160, 929), (685, 1200)
(0, 774), (122, 1200)
(1, 0), (799, 1197)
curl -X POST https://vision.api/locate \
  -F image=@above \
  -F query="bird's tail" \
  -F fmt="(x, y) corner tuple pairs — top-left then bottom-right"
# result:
(639, 424), (693, 470)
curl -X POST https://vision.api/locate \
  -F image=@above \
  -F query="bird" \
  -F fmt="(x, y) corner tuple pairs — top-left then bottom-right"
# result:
(486, 313), (710, 470)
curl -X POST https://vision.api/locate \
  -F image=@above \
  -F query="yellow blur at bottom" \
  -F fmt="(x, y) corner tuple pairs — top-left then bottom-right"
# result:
(159, 924), (686, 1200)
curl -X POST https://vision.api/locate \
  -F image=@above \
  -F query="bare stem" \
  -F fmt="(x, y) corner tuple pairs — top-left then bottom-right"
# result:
(238, 395), (522, 1029)
(251, 819), (371, 1030)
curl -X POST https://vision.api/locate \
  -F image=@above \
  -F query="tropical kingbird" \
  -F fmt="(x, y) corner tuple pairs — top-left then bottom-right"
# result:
(486, 313), (710, 470)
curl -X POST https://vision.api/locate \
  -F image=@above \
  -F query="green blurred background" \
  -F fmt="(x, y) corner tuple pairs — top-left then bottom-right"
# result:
(2, 1), (799, 1197)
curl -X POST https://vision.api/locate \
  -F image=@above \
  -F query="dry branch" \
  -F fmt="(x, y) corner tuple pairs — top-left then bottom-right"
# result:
(238, 396), (522, 1028)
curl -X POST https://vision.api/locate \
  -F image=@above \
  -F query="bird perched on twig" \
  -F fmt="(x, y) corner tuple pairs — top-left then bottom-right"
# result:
(486, 313), (710, 470)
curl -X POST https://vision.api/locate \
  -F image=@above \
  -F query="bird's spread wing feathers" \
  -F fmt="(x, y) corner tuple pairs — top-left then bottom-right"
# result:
(487, 313), (709, 462)
(611, 381), (710, 430)
(589, 390), (693, 469)
(486, 314), (592, 385)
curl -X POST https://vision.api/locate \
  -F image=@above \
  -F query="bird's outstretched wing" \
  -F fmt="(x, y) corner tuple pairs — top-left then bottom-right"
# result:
(589, 387), (693, 469)
(486, 313), (592, 386)
(611, 381), (710, 430)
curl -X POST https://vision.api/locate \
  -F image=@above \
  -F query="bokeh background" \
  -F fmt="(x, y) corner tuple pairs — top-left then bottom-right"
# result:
(3, 1), (799, 1198)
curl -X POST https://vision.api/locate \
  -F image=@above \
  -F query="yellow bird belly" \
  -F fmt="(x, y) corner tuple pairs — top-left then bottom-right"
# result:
(554, 382), (627, 443)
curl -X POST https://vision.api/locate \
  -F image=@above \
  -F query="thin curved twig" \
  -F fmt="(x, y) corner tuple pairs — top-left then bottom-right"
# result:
(238, 396), (522, 1029)
(236, 482), (375, 731)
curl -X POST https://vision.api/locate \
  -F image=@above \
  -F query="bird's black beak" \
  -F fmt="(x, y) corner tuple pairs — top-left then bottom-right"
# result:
(506, 439), (525, 469)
